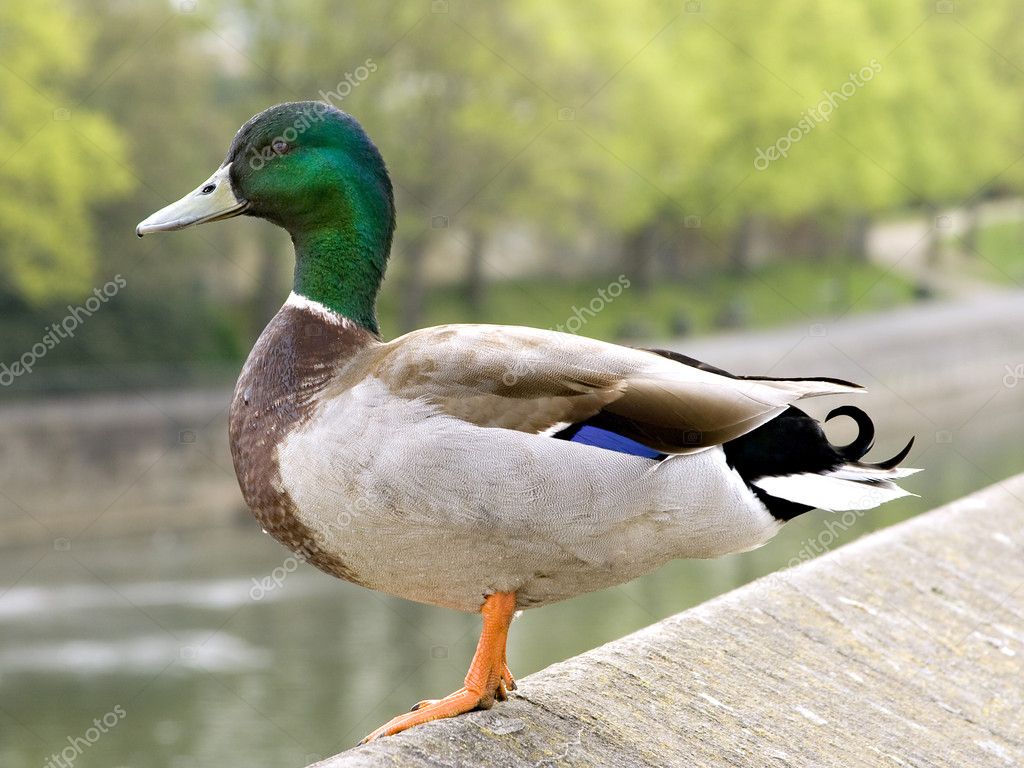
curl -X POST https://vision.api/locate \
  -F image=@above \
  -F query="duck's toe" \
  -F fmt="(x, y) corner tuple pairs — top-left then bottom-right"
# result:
(409, 697), (440, 712)
(361, 687), (489, 744)
(502, 661), (517, 692)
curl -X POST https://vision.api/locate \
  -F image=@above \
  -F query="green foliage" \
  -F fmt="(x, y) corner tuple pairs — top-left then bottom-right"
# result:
(377, 258), (915, 341)
(959, 220), (1024, 286)
(2, 0), (1022, 386)
(0, 0), (133, 304)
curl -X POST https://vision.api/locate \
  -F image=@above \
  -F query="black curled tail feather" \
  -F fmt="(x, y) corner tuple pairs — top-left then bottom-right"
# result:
(826, 405), (915, 470)
(872, 436), (915, 470)
(826, 405), (874, 460)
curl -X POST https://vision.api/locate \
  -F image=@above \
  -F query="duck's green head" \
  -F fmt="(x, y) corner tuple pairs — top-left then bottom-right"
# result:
(137, 101), (395, 333)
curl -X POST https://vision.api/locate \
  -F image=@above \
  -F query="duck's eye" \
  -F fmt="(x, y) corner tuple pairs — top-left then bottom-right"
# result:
(272, 140), (289, 155)
(200, 183), (216, 195)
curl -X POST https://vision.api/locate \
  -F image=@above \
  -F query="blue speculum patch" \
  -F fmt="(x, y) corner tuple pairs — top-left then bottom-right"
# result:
(569, 425), (665, 459)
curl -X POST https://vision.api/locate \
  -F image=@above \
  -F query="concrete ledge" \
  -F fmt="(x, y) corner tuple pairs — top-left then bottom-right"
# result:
(313, 476), (1024, 767)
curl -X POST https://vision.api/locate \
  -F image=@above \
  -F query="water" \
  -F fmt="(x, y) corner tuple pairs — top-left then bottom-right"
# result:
(2, 426), (1022, 768)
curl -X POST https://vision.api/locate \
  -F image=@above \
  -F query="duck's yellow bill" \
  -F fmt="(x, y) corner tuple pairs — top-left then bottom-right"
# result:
(136, 163), (248, 236)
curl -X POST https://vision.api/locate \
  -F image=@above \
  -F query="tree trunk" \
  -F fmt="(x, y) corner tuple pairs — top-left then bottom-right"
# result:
(462, 229), (487, 320)
(962, 201), (980, 257)
(676, 227), (704, 279)
(251, 237), (286, 339)
(398, 234), (428, 333)
(623, 225), (656, 295)
(844, 214), (871, 262)
(925, 204), (942, 268)
(729, 215), (754, 274)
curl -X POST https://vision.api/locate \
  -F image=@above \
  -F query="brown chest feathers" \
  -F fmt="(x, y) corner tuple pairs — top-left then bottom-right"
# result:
(228, 303), (377, 585)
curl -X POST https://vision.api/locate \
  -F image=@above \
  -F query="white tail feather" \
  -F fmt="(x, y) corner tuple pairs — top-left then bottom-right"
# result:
(827, 465), (922, 481)
(753, 466), (919, 512)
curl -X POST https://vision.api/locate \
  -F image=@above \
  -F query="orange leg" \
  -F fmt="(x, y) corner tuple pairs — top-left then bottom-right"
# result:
(360, 591), (518, 744)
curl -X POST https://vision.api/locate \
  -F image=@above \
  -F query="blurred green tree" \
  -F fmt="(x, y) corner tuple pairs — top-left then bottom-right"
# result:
(0, 0), (133, 303)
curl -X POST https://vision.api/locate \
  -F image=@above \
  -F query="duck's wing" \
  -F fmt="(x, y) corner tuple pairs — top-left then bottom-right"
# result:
(361, 324), (861, 454)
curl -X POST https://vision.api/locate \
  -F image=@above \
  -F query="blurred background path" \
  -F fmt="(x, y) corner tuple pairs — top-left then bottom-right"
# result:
(869, 198), (1024, 296)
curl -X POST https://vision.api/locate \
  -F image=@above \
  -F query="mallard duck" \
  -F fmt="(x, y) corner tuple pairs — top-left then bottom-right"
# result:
(137, 102), (918, 743)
